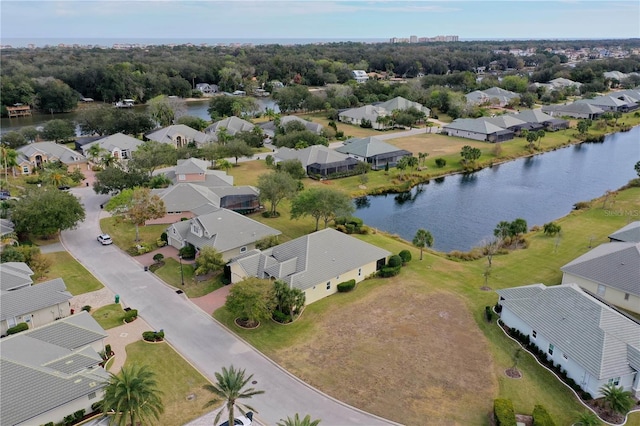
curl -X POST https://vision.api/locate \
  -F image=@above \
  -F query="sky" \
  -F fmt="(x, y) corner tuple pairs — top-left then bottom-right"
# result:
(1, 0), (639, 45)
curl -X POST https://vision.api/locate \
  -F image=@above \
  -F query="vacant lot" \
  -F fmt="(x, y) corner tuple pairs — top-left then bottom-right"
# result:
(275, 288), (496, 425)
(385, 132), (487, 157)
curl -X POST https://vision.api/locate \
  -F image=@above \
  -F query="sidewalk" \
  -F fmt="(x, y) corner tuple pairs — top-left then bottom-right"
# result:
(104, 316), (153, 373)
(190, 285), (232, 316)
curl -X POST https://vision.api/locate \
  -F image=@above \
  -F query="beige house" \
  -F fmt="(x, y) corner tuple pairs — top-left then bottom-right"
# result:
(561, 242), (640, 314)
(145, 124), (212, 148)
(15, 142), (87, 175)
(0, 275), (73, 336)
(0, 312), (109, 426)
(229, 228), (390, 305)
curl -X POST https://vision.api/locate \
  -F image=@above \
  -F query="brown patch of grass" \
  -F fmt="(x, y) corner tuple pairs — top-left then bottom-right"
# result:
(274, 287), (495, 425)
(386, 133), (487, 157)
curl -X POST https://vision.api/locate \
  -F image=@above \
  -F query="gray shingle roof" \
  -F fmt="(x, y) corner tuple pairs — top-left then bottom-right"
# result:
(205, 116), (255, 139)
(17, 142), (86, 166)
(443, 118), (508, 135)
(260, 116), (324, 137)
(233, 228), (390, 292)
(0, 312), (108, 426)
(542, 102), (604, 115)
(275, 145), (353, 168)
(1, 278), (72, 321)
(81, 132), (144, 156)
(25, 311), (108, 350)
(609, 221), (640, 243)
(155, 183), (221, 212)
(576, 96), (628, 108)
(497, 283), (640, 379)
(338, 105), (387, 121)
(508, 109), (556, 123)
(0, 218), (15, 237)
(375, 96), (430, 115)
(481, 115), (527, 129)
(0, 262), (33, 292)
(336, 137), (411, 158)
(561, 242), (640, 297)
(175, 158), (209, 175)
(146, 124), (211, 145)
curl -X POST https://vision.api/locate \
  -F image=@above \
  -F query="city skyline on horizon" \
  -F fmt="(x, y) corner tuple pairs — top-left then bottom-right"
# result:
(2, 1), (639, 42)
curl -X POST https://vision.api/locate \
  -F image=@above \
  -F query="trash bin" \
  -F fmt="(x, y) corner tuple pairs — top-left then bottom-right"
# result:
(144, 266), (149, 271)
(86, 182), (89, 187)
(115, 294), (120, 304)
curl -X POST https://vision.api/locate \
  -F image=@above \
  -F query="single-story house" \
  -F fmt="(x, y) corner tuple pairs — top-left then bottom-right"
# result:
(196, 83), (218, 94)
(1, 277), (73, 336)
(561, 242), (640, 314)
(80, 132), (144, 161)
(228, 228), (391, 305)
(466, 87), (520, 107)
(171, 158), (234, 185)
(338, 105), (389, 130)
(443, 118), (515, 142)
(166, 207), (281, 261)
(274, 145), (360, 178)
(259, 115), (324, 138)
(541, 102), (604, 120)
(336, 136), (412, 170)
(0, 312), (110, 426)
(15, 142), (88, 175)
(480, 115), (543, 134)
(497, 283), (640, 398)
(507, 109), (569, 131)
(0, 262), (33, 293)
(204, 116), (256, 141)
(374, 96), (430, 118)
(145, 124), (212, 148)
(609, 221), (640, 243)
(575, 96), (636, 113)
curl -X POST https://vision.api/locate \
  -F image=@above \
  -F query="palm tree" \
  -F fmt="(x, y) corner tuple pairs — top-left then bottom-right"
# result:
(102, 364), (164, 426)
(573, 411), (601, 426)
(217, 159), (232, 174)
(412, 228), (434, 260)
(203, 365), (265, 426)
(277, 413), (321, 426)
(1, 146), (18, 187)
(599, 382), (635, 416)
(87, 143), (106, 165)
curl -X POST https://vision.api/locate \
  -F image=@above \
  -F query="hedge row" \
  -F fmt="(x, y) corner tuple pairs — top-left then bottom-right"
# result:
(494, 398), (516, 426)
(7, 322), (29, 335)
(337, 279), (356, 293)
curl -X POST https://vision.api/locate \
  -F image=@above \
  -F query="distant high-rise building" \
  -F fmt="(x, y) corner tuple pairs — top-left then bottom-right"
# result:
(410, 35), (418, 43)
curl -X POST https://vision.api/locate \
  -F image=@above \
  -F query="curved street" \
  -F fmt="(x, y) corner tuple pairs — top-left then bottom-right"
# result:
(61, 186), (397, 426)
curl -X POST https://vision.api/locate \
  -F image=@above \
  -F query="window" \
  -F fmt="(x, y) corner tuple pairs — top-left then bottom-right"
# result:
(88, 392), (96, 400)
(531, 330), (537, 339)
(624, 293), (630, 301)
(326, 282), (331, 290)
(597, 284), (606, 297)
(548, 344), (554, 355)
(22, 166), (29, 173)
(609, 377), (620, 386)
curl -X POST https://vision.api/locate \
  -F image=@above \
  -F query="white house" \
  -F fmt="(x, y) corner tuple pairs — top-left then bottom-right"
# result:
(497, 283), (640, 398)
(351, 70), (369, 83)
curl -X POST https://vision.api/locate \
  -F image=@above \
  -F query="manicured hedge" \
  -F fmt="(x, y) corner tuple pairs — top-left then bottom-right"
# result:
(7, 322), (29, 335)
(494, 398), (517, 426)
(124, 309), (138, 323)
(532, 405), (556, 426)
(142, 330), (165, 342)
(398, 249), (412, 263)
(387, 254), (403, 268)
(378, 266), (401, 277)
(337, 279), (356, 292)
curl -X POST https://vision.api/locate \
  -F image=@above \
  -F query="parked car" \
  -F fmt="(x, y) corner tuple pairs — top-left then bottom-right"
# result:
(0, 190), (11, 200)
(219, 412), (253, 426)
(97, 234), (113, 245)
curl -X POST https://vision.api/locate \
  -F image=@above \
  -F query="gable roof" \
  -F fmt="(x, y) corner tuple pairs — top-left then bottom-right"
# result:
(275, 145), (353, 168)
(336, 136), (411, 158)
(576, 96), (628, 108)
(508, 109), (556, 123)
(375, 96), (430, 115)
(0, 218), (15, 237)
(173, 208), (281, 253)
(338, 105), (387, 121)
(17, 142), (86, 165)
(0, 262), (34, 292)
(154, 183), (220, 212)
(481, 115), (527, 129)
(0, 312), (109, 426)
(561, 242), (640, 297)
(609, 221), (640, 243)
(542, 102), (605, 115)
(443, 118), (510, 135)
(1, 278), (72, 321)
(260, 115), (324, 136)
(232, 228), (390, 292)
(81, 132), (144, 155)
(497, 283), (640, 380)
(146, 124), (211, 145)
(205, 116), (255, 139)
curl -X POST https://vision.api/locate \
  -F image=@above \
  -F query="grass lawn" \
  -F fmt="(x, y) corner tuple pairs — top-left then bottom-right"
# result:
(92, 304), (126, 330)
(39, 251), (103, 295)
(214, 186), (640, 425)
(123, 341), (214, 426)
(152, 258), (224, 298)
(100, 216), (166, 253)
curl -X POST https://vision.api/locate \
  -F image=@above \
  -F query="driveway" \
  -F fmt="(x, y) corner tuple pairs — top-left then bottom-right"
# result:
(61, 186), (397, 426)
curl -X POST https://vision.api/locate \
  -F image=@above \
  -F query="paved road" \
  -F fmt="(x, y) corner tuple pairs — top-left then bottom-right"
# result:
(61, 186), (397, 426)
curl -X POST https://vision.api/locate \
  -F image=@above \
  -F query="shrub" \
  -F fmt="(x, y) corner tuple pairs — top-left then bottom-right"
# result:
(387, 254), (403, 268)
(398, 249), (412, 264)
(156, 238), (167, 247)
(255, 234), (280, 250)
(532, 405), (556, 426)
(82, 305), (91, 312)
(493, 398), (517, 426)
(272, 309), (289, 323)
(378, 265), (401, 277)
(485, 306), (493, 322)
(153, 253), (164, 263)
(178, 245), (196, 260)
(73, 409), (86, 421)
(7, 322), (29, 335)
(573, 201), (590, 210)
(105, 344), (113, 357)
(44, 422), (55, 426)
(435, 158), (447, 168)
(123, 309), (138, 323)
(142, 330), (165, 342)
(63, 414), (75, 425)
(337, 279), (356, 292)
(91, 401), (103, 412)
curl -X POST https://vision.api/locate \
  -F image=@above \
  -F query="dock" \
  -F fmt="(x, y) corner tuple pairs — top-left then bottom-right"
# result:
(7, 105), (31, 118)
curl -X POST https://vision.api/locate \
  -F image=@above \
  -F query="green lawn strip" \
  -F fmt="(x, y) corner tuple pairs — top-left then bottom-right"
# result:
(100, 217), (166, 253)
(91, 304), (126, 330)
(123, 340), (214, 426)
(152, 258), (224, 298)
(40, 251), (103, 295)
